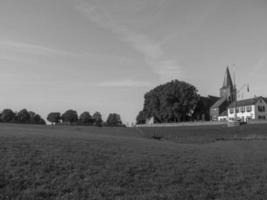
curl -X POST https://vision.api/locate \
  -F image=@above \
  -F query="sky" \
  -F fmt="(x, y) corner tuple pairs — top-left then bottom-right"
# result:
(0, 0), (267, 124)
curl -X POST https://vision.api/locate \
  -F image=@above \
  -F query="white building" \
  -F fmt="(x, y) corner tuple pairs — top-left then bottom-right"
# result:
(227, 97), (267, 122)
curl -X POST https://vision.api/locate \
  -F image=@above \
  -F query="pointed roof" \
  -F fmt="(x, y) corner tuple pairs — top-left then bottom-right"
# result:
(210, 97), (227, 109)
(222, 67), (234, 89)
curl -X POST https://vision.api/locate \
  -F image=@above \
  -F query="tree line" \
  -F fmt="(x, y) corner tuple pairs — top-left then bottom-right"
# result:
(47, 110), (123, 127)
(136, 80), (218, 124)
(0, 108), (124, 127)
(0, 109), (46, 124)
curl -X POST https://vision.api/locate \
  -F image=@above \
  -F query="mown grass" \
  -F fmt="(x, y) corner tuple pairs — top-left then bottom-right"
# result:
(1, 123), (267, 199)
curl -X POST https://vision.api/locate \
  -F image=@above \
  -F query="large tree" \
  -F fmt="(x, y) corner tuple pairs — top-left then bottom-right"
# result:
(61, 110), (78, 124)
(106, 113), (122, 127)
(139, 80), (200, 123)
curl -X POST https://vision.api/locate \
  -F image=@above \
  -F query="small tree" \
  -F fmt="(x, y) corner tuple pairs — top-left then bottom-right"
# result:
(106, 113), (122, 127)
(47, 112), (61, 125)
(92, 112), (103, 127)
(61, 110), (78, 124)
(16, 109), (31, 123)
(79, 112), (93, 125)
(1, 109), (16, 123)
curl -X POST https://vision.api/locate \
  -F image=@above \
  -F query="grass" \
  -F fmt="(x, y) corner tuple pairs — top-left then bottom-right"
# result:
(1, 123), (267, 199)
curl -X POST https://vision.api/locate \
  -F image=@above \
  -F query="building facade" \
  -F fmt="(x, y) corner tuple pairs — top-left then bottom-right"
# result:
(228, 97), (267, 121)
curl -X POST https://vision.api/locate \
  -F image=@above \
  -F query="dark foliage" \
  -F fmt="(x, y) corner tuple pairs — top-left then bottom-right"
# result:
(192, 96), (219, 121)
(92, 112), (103, 127)
(61, 110), (78, 124)
(29, 111), (46, 125)
(106, 113), (122, 127)
(0, 109), (16, 123)
(136, 110), (146, 125)
(79, 112), (93, 125)
(139, 80), (200, 123)
(0, 109), (45, 125)
(47, 112), (61, 125)
(16, 109), (31, 123)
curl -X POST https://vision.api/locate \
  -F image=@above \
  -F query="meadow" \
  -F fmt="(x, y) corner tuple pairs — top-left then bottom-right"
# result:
(1, 123), (267, 199)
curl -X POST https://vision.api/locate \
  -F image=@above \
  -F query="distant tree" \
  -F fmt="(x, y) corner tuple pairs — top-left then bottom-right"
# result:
(61, 110), (78, 124)
(28, 111), (46, 124)
(92, 112), (103, 127)
(1, 109), (16, 123)
(106, 113), (122, 127)
(140, 80), (200, 123)
(47, 112), (61, 125)
(33, 114), (46, 124)
(29, 111), (37, 124)
(16, 109), (31, 123)
(79, 112), (93, 125)
(136, 110), (146, 125)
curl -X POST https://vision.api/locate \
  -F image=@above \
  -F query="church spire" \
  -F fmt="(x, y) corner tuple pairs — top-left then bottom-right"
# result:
(222, 67), (234, 89)
(220, 66), (236, 101)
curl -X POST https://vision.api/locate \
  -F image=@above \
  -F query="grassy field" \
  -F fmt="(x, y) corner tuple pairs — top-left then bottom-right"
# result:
(1, 124), (267, 199)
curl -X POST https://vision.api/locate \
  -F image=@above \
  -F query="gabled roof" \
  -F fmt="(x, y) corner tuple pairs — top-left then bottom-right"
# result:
(228, 97), (267, 108)
(219, 110), (227, 117)
(210, 97), (227, 109)
(222, 67), (234, 89)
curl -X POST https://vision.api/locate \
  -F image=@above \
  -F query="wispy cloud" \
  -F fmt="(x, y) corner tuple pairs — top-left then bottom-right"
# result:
(96, 79), (152, 88)
(0, 40), (75, 56)
(76, 1), (183, 83)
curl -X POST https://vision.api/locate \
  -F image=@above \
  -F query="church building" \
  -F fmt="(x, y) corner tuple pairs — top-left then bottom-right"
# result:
(210, 67), (236, 121)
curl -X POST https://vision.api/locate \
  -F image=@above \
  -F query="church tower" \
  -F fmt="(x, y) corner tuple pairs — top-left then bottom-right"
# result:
(220, 67), (236, 102)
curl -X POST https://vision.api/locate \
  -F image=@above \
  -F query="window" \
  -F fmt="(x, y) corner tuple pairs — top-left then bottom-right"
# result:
(246, 106), (252, 112)
(236, 107), (240, 113)
(258, 115), (266, 120)
(241, 107), (245, 113)
(258, 106), (266, 112)
(229, 108), (234, 114)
